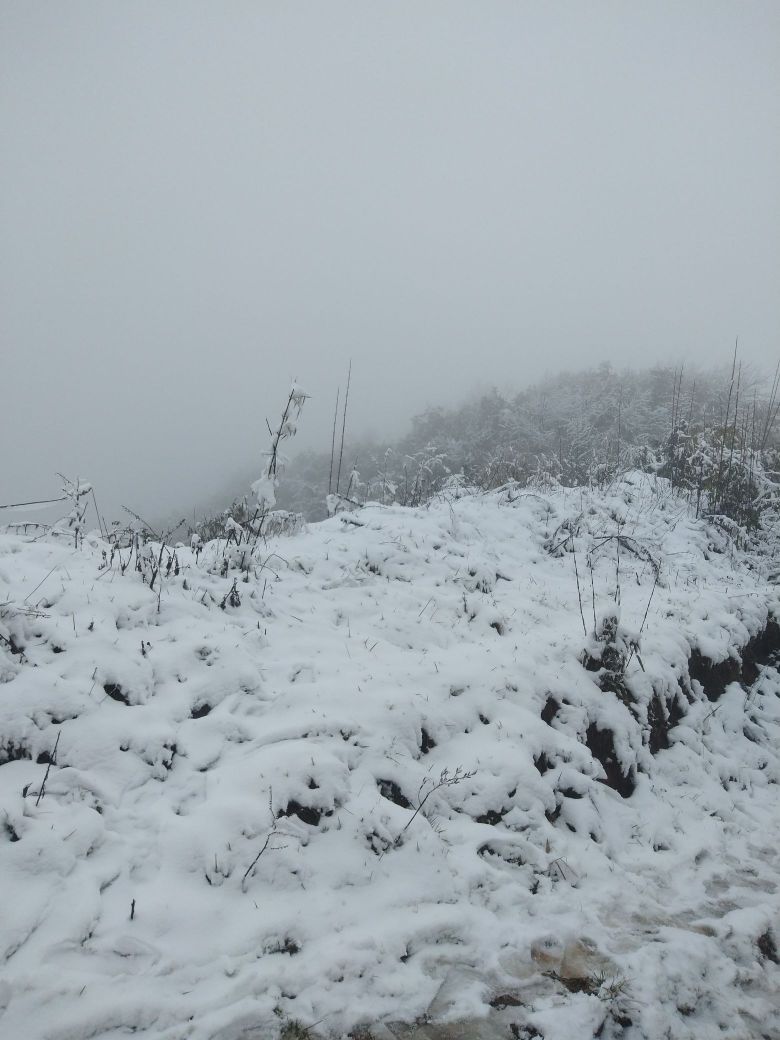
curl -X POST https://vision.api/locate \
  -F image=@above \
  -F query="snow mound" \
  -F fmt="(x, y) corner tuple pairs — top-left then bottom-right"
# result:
(1, 474), (779, 1040)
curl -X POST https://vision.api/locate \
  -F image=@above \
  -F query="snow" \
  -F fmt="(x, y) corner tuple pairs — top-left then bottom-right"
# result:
(251, 475), (277, 512)
(1, 473), (779, 1040)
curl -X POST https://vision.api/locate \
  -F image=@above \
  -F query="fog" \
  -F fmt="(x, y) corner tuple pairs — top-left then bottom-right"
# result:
(2, 2), (778, 523)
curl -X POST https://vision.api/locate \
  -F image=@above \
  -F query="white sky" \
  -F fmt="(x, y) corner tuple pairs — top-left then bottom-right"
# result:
(2, 1), (778, 520)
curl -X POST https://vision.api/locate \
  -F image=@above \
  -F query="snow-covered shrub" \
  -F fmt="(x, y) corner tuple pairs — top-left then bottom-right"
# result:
(192, 385), (308, 576)
(262, 510), (305, 538)
(54, 475), (93, 547)
(581, 609), (638, 704)
(397, 448), (452, 507)
(658, 420), (779, 531)
(251, 383), (308, 517)
(325, 465), (365, 516)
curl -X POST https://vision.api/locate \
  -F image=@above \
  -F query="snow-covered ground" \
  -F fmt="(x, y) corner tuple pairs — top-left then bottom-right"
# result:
(1, 474), (779, 1040)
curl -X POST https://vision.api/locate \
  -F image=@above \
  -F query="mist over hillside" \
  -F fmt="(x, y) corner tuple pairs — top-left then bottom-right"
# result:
(190, 360), (779, 538)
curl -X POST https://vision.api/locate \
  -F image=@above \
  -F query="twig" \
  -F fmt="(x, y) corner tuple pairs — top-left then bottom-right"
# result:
(395, 766), (476, 844)
(328, 386), (340, 495)
(336, 360), (352, 495)
(714, 339), (738, 511)
(91, 487), (107, 540)
(0, 495), (68, 511)
(121, 505), (161, 541)
(588, 554), (597, 631)
(35, 731), (60, 807)
(571, 536), (587, 637)
(242, 789), (292, 889)
(23, 564), (61, 604)
(638, 569), (660, 637)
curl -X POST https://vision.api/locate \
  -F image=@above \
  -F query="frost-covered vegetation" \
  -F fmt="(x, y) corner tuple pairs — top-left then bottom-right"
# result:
(2, 370), (780, 1040)
(264, 361), (780, 539)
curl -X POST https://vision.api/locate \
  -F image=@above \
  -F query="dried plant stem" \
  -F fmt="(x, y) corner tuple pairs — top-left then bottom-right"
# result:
(35, 731), (60, 807)
(336, 361), (352, 495)
(571, 536), (587, 636)
(328, 386), (340, 495)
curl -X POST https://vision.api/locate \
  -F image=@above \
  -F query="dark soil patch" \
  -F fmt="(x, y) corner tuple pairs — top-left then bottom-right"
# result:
(478, 843), (524, 867)
(557, 786), (583, 800)
(541, 697), (560, 725)
(742, 616), (780, 683)
(585, 723), (635, 798)
(377, 779), (411, 809)
(476, 807), (508, 825)
(104, 683), (130, 705)
(758, 929), (779, 964)
(688, 615), (780, 701)
(688, 650), (742, 702)
(0, 741), (31, 766)
(545, 803), (561, 824)
(278, 800), (332, 826)
(510, 1026), (542, 1040)
(489, 993), (523, 1008)
(534, 751), (552, 775)
(647, 692), (670, 754)
(162, 742), (177, 771)
(647, 692), (685, 754)
(366, 829), (392, 855)
(419, 727), (437, 755)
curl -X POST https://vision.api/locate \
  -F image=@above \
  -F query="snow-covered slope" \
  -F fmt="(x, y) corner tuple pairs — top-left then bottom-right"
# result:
(1, 474), (779, 1040)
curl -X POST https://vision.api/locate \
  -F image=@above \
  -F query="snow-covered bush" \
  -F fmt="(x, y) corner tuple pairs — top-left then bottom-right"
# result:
(657, 418), (778, 531)
(54, 475), (93, 547)
(251, 383), (308, 516)
(191, 384), (308, 574)
(581, 609), (638, 704)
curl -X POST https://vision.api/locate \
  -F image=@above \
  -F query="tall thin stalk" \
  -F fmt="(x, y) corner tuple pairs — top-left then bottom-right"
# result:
(724, 360), (742, 509)
(328, 387), (340, 495)
(336, 360), (352, 495)
(714, 340), (738, 510)
(759, 359), (780, 451)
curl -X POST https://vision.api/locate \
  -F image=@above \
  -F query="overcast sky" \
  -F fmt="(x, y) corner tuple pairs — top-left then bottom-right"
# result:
(2, 1), (778, 522)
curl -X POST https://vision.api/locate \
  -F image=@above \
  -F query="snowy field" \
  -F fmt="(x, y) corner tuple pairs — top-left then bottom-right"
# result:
(1, 474), (779, 1040)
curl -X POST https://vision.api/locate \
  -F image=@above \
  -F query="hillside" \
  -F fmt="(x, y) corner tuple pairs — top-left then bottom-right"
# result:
(1, 474), (779, 1040)
(269, 362), (780, 527)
